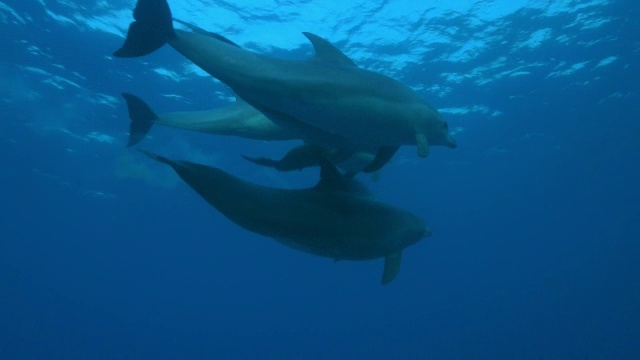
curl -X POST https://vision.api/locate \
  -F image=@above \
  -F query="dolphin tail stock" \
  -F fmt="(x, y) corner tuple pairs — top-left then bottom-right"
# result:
(138, 149), (192, 176)
(113, 0), (176, 58)
(121, 93), (158, 147)
(138, 149), (174, 166)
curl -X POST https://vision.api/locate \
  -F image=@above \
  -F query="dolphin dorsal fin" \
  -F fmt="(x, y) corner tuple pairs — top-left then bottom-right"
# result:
(314, 157), (350, 192)
(302, 32), (357, 67)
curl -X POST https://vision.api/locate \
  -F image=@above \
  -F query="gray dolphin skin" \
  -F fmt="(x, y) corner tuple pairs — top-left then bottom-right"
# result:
(122, 93), (377, 174)
(121, 93), (297, 146)
(114, 0), (457, 171)
(140, 150), (431, 284)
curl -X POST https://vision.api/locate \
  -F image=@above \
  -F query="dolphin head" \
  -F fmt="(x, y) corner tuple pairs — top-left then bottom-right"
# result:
(430, 120), (458, 148)
(391, 214), (431, 251)
(419, 105), (457, 149)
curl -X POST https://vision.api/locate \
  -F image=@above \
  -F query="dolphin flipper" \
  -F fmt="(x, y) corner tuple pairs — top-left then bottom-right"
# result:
(242, 155), (282, 169)
(416, 133), (430, 157)
(243, 144), (323, 171)
(114, 0), (175, 58)
(381, 251), (402, 285)
(121, 93), (158, 147)
(363, 146), (399, 173)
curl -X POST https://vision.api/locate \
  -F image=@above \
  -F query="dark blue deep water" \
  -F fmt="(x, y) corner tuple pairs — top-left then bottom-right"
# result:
(1, 0), (638, 358)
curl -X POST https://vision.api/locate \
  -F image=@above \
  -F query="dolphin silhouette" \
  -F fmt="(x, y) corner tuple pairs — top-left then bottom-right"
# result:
(121, 92), (296, 146)
(140, 150), (431, 284)
(122, 93), (377, 174)
(114, 0), (457, 172)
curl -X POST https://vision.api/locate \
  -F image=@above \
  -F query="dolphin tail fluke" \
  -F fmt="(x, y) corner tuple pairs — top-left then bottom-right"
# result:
(363, 146), (399, 173)
(381, 251), (402, 285)
(113, 0), (176, 58)
(121, 93), (158, 147)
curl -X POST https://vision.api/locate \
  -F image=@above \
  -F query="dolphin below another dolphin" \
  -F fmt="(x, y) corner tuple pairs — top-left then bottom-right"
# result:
(140, 150), (431, 284)
(114, 0), (457, 172)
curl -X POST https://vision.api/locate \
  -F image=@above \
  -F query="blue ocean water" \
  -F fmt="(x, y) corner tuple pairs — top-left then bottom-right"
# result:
(1, 0), (638, 358)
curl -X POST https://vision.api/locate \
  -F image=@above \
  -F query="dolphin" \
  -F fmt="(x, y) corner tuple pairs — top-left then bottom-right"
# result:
(122, 93), (378, 174)
(140, 150), (431, 284)
(114, 0), (457, 172)
(121, 92), (297, 146)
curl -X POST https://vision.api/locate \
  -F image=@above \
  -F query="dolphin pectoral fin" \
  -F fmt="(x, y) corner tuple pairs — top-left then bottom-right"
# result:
(113, 0), (176, 58)
(363, 146), (399, 173)
(416, 133), (429, 157)
(243, 144), (323, 172)
(381, 252), (402, 285)
(242, 155), (281, 169)
(121, 93), (158, 147)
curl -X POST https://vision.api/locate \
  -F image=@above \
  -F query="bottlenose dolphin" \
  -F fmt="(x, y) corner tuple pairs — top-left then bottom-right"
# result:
(122, 93), (377, 174)
(140, 150), (431, 284)
(114, 0), (457, 172)
(122, 92), (297, 146)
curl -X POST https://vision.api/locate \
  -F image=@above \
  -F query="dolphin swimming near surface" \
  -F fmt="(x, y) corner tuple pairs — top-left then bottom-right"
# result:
(140, 150), (431, 284)
(122, 93), (378, 174)
(114, 0), (457, 172)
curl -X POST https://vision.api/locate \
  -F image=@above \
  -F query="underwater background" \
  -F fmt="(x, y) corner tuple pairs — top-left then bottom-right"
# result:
(1, 0), (638, 358)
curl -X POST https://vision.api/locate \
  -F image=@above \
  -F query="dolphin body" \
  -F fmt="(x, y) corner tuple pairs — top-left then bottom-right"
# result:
(122, 93), (377, 174)
(121, 92), (297, 146)
(140, 150), (430, 284)
(114, 0), (457, 172)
